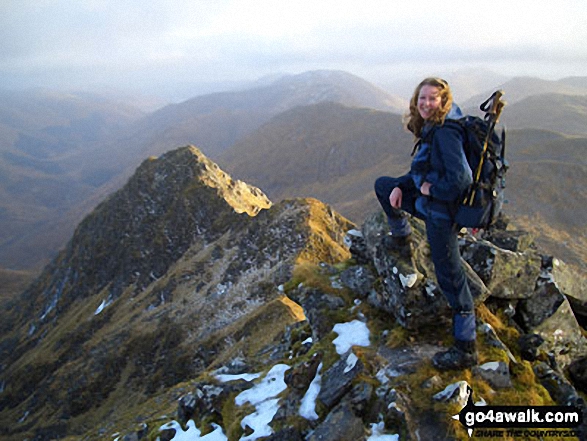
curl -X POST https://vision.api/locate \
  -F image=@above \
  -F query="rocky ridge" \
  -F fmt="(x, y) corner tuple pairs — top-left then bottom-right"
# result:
(114, 211), (587, 441)
(0, 146), (352, 439)
(0, 147), (586, 440)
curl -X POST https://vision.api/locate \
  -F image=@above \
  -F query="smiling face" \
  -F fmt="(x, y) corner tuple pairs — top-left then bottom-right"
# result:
(417, 85), (442, 120)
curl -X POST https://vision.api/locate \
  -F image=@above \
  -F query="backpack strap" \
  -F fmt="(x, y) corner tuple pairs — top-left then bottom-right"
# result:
(411, 139), (421, 157)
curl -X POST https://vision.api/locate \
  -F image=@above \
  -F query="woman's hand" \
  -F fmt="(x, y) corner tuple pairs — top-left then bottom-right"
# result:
(420, 182), (432, 196)
(389, 187), (403, 208)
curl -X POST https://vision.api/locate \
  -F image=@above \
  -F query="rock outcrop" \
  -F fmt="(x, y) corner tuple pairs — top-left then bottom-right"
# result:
(1, 146), (586, 441)
(0, 146), (352, 440)
(116, 210), (586, 441)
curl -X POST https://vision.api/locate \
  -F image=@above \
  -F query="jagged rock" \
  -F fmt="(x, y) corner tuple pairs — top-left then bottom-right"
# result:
(525, 296), (587, 370)
(473, 361), (513, 389)
(461, 257), (492, 303)
(177, 392), (197, 425)
(375, 387), (411, 439)
(213, 357), (252, 376)
(157, 426), (176, 441)
(484, 229), (535, 252)
(348, 382), (374, 418)
(308, 401), (365, 441)
(534, 368), (587, 441)
(345, 229), (370, 264)
(284, 352), (322, 391)
(177, 381), (249, 428)
(361, 211), (493, 331)
(460, 236), (542, 300)
(317, 350), (364, 409)
(367, 248), (448, 331)
(568, 357), (587, 393)
(421, 375), (443, 390)
(433, 381), (471, 408)
(287, 286), (346, 341)
(516, 276), (566, 330)
(378, 344), (440, 378)
(262, 426), (304, 441)
(361, 213), (450, 330)
(549, 257), (587, 324)
(518, 333), (546, 361)
(533, 362), (583, 407)
(339, 265), (375, 298)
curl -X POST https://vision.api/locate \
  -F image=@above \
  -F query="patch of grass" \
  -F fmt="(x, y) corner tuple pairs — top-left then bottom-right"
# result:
(221, 393), (251, 441)
(287, 261), (339, 295)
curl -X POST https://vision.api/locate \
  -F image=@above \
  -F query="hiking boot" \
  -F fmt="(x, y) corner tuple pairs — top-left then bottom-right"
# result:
(432, 340), (478, 371)
(382, 233), (413, 259)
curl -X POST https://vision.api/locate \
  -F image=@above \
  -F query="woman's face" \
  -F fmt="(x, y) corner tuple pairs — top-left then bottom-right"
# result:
(417, 85), (442, 120)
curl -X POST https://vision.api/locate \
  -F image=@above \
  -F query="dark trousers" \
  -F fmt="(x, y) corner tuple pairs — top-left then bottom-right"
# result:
(374, 176), (476, 342)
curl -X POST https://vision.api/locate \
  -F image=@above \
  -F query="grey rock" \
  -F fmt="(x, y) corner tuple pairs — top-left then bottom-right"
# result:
(318, 351), (364, 409)
(460, 237), (542, 300)
(287, 287), (346, 342)
(340, 265), (375, 298)
(473, 361), (513, 389)
(568, 357), (587, 394)
(550, 258), (587, 323)
(308, 402), (365, 441)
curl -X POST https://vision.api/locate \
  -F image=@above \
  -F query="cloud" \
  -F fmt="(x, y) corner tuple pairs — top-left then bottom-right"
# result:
(1, 0), (586, 97)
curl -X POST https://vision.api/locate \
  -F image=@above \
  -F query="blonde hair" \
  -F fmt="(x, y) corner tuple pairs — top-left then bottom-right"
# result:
(405, 77), (453, 138)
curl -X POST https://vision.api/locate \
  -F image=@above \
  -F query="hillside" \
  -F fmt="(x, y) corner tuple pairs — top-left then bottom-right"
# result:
(463, 76), (587, 108)
(123, 70), (406, 162)
(501, 94), (587, 136)
(503, 130), (587, 267)
(220, 103), (587, 270)
(0, 146), (354, 439)
(220, 102), (412, 201)
(1, 146), (586, 440)
(0, 89), (147, 271)
(0, 71), (405, 274)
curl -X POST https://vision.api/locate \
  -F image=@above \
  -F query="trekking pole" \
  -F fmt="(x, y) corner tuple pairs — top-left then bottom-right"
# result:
(464, 90), (505, 205)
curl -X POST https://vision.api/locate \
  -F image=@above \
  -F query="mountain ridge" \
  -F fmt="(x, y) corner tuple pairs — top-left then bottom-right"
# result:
(0, 146), (355, 439)
(0, 70), (404, 272)
(1, 146), (586, 440)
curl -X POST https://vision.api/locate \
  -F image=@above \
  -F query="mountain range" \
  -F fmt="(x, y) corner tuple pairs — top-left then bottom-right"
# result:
(1, 144), (586, 440)
(1, 69), (586, 276)
(0, 71), (403, 273)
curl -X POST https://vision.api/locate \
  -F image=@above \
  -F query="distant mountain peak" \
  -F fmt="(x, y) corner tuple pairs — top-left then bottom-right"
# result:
(153, 145), (272, 216)
(23, 146), (272, 326)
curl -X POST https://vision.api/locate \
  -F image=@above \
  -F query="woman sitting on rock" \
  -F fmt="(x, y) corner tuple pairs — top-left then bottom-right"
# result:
(374, 77), (476, 370)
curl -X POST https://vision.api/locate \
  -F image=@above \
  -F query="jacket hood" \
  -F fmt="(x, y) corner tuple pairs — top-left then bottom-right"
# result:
(446, 103), (463, 120)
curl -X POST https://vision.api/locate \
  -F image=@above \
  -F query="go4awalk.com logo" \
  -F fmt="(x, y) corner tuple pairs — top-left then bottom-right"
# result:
(453, 386), (583, 438)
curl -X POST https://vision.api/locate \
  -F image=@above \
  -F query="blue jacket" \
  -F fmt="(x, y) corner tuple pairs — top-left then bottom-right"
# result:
(410, 105), (472, 219)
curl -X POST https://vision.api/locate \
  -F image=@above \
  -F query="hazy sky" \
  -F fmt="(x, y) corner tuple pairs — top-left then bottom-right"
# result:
(2, 0), (586, 100)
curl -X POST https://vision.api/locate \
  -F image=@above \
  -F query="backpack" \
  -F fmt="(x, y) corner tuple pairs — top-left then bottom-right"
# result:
(455, 91), (507, 229)
(423, 91), (507, 229)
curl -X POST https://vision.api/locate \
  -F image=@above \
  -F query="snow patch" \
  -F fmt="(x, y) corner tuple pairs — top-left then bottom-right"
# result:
(235, 364), (289, 406)
(332, 320), (370, 355)
(344, 352), (359, 374)
(158, 420), (227, 440)
(216, 372), (261, 383)
(234, 364), (290, 440)
(478, 362), (501, 372)
(299, 362), (322, 420)
(399, 273), (417, 288)
(367, 422), (399, 440)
